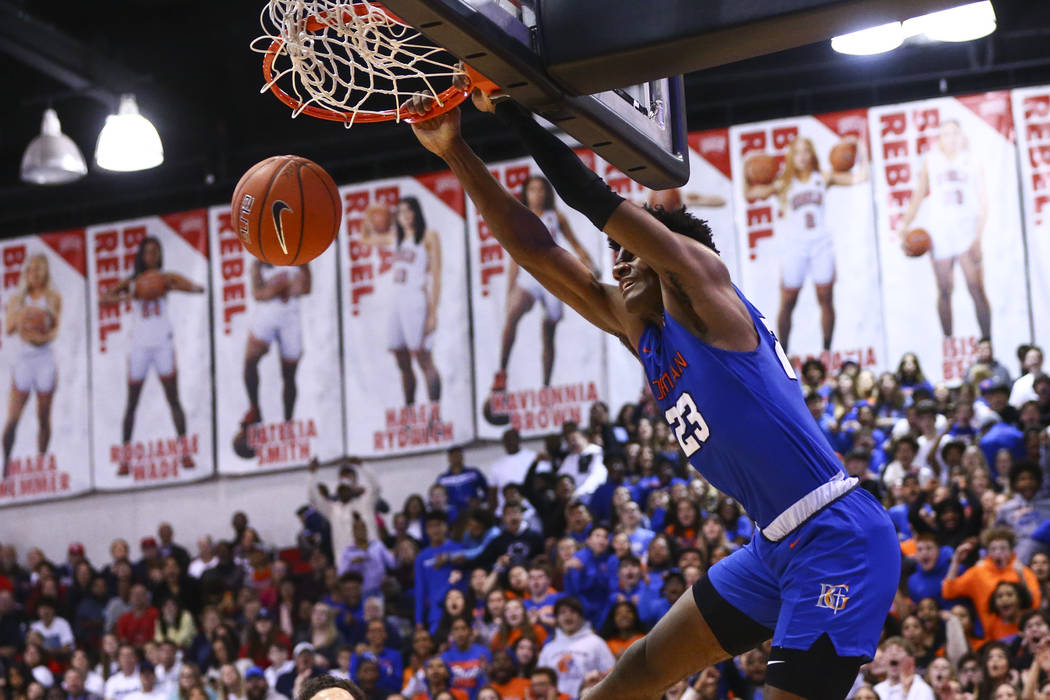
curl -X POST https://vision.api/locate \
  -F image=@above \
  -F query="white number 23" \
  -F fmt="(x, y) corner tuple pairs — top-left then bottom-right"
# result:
(665, 391), (710, 457)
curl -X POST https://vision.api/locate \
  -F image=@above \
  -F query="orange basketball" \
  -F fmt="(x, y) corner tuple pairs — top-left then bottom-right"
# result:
(366, 203), (392, 233)
(903, 228), (932, 257)
(134, 270), (167, 300)
(829, 140), (857, 172)
(20, 306), (52, 335)
(647, 188), (683, 211)
(745, 153), (778, 186)
(232, 155), (341, 265)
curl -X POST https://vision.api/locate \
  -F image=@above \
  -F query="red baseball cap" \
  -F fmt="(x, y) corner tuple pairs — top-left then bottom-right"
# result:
(140, 537), (158, 549)
(68, 543), (85, 555)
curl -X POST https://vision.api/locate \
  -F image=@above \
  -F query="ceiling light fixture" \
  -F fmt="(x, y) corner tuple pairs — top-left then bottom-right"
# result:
(20, 108), (88, 185)
(94, 94), (164, 172)
(830, 22), (904, 56)
(903, 1), (997, 42)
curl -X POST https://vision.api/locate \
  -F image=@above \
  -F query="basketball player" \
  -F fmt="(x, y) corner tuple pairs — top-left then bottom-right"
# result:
(2, 254), (61, 480)
(488, 175), (595, 408)
(895, 119), (991, 339)
(745, 136), (868, 352)
(407, 90), (898, 700)
(240, 261), (310, 428)
(358, 197), (442, 406)
(100, 237), (205, 475)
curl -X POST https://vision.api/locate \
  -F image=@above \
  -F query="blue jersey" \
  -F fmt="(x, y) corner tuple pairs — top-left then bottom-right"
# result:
(637, 288), (843, 529)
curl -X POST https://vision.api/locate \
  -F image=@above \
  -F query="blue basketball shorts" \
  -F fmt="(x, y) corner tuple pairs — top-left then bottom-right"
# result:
(705, 486), (900, 658)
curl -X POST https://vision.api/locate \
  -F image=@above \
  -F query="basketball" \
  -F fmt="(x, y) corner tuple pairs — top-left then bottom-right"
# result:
(134, 270), (167, 300)
(745, 153), (778, 186)
(648, 188), (683, 211)
(20, 306), (52, 335)
(232, 155), (342, 266)
(829, 140), (857, 172)
(366, 203), (392, 233)
(903, 228), (932, 257)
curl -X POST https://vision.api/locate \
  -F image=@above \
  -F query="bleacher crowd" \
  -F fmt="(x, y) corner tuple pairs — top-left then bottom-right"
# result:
(2, 338), (1050, 700)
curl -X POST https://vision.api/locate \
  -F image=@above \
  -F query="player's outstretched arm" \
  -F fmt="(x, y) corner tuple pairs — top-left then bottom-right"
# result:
(488, 99), (751, 347)
(409, 104), (631, 342)
(166, 273), (205, 294)
(895, 159), (929, 239)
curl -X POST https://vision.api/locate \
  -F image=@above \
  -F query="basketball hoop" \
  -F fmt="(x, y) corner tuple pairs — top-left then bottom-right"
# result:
(253, 0), (497, 125)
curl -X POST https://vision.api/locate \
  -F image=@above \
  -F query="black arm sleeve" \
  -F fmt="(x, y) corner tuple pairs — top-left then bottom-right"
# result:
(494, 101), (624, 231)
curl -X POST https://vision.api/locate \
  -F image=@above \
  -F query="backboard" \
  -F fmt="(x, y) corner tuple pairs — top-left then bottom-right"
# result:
(378, 0), (690, 189)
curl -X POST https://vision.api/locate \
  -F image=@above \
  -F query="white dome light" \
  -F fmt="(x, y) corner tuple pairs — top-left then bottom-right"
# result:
(20, 108), (88, 185)
(94, 94), (164, 172)
(903, 1), (997, 42)
(831, 22), (904, 56)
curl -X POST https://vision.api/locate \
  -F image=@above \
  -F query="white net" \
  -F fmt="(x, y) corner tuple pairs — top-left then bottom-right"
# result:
(253, 0), (466, 125)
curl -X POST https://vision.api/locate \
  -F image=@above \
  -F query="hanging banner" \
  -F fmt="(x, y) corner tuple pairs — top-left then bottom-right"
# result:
(869, 92), (1029, 382)
(87, 212), (214, 488)
(729, 109), (885, 373)
(600, 129), (740, 413)
(468, 155), (606, 439)
(339, 173), (474, 456)
(1011, 86), (1050, 355)
(209, 206), (344, 474)
(0, 231), (92, 504)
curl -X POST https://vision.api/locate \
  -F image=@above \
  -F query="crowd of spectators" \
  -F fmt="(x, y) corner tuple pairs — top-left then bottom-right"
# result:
(2, 339), (1050, 700)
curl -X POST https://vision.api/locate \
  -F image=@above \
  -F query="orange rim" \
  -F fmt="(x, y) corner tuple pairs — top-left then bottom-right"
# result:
(261, 3), (493, 124)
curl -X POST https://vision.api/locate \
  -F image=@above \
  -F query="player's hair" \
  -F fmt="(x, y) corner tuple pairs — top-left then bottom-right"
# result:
(16, 253), (56, 299)
(777, 137), (821, 211)
(518, 175), (555, 212)
(607, 205), (718, 256)
(297, 674), (365, 700)
(395, 196), (426, 246)
(132, 236), (164, 278)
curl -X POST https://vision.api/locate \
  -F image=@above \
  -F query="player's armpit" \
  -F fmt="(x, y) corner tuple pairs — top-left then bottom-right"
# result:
(516, 246), (633, 342)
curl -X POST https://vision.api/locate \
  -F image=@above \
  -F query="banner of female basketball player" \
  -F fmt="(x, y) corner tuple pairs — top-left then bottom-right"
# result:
(0, 231), (92, 505)
(87, 212), (214, 489)
(468, 155), (606, 439)
(599, 130), (741, 413)
(1011, 86), (1050, 354)
(208, 206), (345, 474)
(868, 92), (1030, 382)
(338, 173), (474, 456)
(729, 109), (886, 374)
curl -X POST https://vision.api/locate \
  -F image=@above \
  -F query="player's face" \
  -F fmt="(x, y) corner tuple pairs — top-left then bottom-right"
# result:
(791, 141), (814, 172)
(939, 122), (962, 155)
(524, 178), (547, 211)
(612, 248), (661, 315)
(143, 241), (161, 269)
(396, 201), (416, 230)
(26, 257), (47, 290)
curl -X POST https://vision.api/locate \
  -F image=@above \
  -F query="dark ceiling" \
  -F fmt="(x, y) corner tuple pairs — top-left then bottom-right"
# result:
(0, 0), (1049, 237)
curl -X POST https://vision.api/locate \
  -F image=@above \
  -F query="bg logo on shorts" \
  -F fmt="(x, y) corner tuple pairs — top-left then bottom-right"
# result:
(816, 584), (850, 613)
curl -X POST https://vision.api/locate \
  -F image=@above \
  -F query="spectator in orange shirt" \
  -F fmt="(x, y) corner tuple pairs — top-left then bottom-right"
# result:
(412, 657), (467, 700)
(487, 651), (529, 700)
(984, 581), (1033, 642)
(597, 602), (644, 661)
(941, 528), (1041, 641)
(526, 668), (569, 700)
(115, 585), (157, 647)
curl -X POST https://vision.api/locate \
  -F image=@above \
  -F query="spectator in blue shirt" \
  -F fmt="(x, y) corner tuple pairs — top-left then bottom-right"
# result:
(908, 533), (957, 608)
(523, 562), (562, 631)
(564, 526), (617, 627)
(600, 555), (645, 627)
(415, 511), (464, 631)
(350, 619), (403, 695)
(437, 447), (489, 515)
(441, 618), (491, 700)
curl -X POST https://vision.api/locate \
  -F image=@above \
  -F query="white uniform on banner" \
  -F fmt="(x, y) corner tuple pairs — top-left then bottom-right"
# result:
(925, 148), (979, 260)
(128, 282), (174, 382)
(250, 264), (303, 361)
(13, 294), (57, 394)
(780, 173), (834, 290)
(515, 210), (564, 321)
(387, 235), (432, 351)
